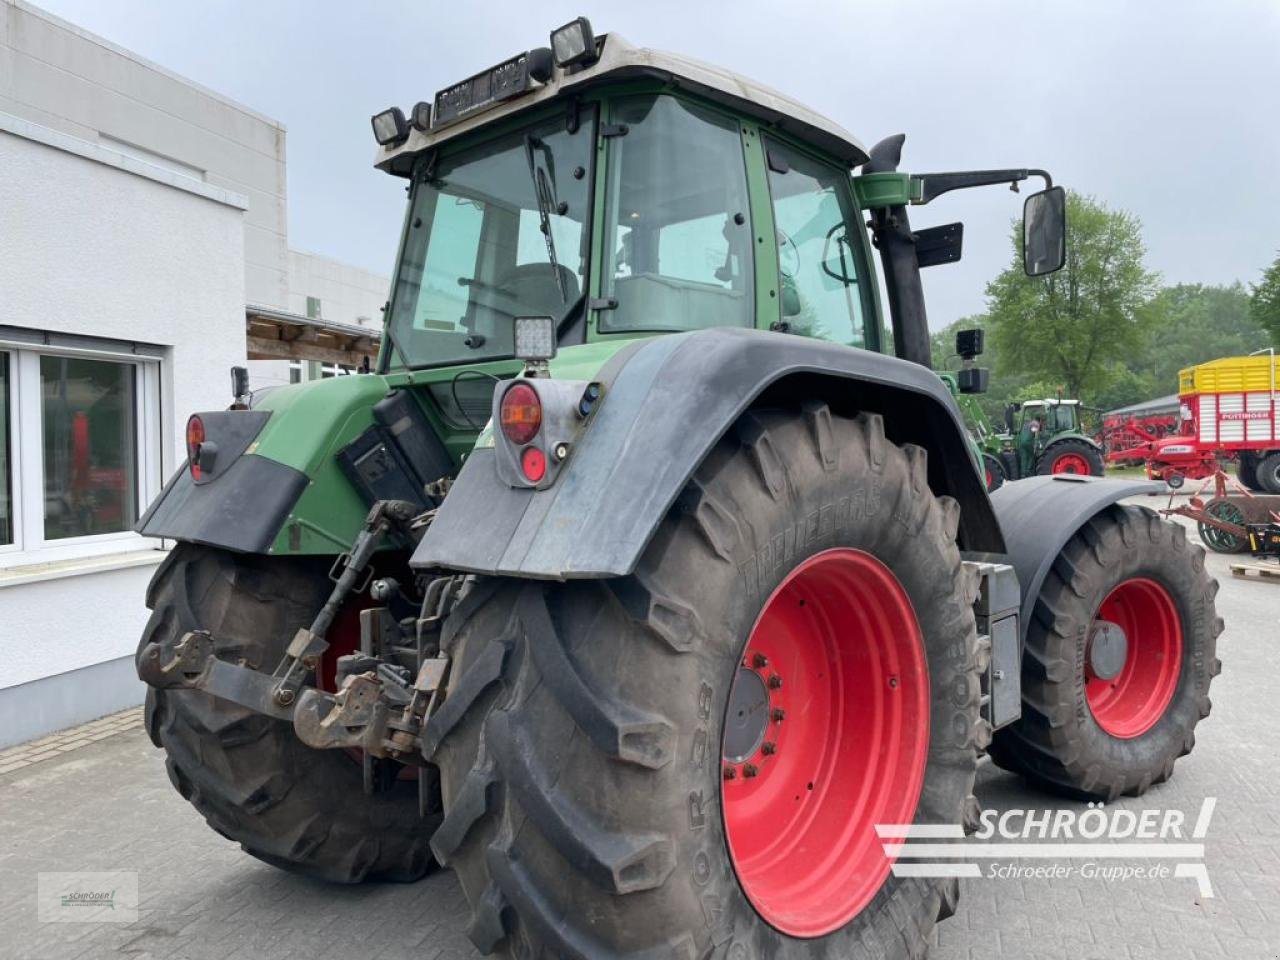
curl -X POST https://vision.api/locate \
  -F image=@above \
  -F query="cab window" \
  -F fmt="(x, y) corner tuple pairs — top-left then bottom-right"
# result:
(764, 138), (874, 349)
(599, 95), (754, 333)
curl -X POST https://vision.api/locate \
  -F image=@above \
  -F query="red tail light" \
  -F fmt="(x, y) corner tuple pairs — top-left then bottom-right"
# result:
(500, 383), (542, 445)
(186, 415), (205, 480)
(521, 446), (547, 483)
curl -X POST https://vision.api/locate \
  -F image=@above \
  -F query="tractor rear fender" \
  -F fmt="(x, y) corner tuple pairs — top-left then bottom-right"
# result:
(990, 474), (1161, 641)
(412, 326), (1002, 579)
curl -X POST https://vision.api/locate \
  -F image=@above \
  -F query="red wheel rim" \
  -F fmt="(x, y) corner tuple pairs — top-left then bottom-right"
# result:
(1051, 452), (1093, 474)
(1085, 578), (1183, 739)
(720, 548), (930, 937)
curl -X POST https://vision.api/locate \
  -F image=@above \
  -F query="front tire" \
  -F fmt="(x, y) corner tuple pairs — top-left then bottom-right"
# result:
(427, 407), (988, 958)
(989, 506), (1222, 800)
(983, 451), (1007, 492)
(1036, 438), (1105, 476)
(138, 544), (438, 882)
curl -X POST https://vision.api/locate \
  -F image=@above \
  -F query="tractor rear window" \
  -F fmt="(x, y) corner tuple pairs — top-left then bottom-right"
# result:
(599, 95), (754, 333)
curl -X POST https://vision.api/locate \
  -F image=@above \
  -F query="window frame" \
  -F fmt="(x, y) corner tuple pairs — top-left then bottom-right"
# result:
(0, 338), (163, 569)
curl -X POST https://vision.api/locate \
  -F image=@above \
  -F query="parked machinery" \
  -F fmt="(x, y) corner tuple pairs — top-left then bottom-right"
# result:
(131, 20), (1220, 960)
(1133, 352), (1280, 490)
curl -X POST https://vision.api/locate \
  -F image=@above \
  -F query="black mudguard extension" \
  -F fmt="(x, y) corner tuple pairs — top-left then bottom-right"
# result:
(991, 474), (1162, 639)
(414, 327), (1002, 579)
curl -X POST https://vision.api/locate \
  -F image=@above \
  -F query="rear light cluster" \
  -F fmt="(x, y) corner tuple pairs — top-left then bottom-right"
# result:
(186, 415), (206, 481)
(495, 379), (601, 487)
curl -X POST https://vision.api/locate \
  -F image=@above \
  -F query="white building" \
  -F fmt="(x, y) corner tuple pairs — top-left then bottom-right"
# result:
(0, 0), (388, 746)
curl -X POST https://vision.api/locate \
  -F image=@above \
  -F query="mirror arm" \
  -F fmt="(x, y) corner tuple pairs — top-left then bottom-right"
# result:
(913, 168), (1053, 205)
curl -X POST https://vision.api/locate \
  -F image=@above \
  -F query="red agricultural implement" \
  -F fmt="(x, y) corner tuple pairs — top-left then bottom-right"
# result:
(1101, 398), (1179, 466)
(1163, 468), (1280, 554)
(1108, 354), (1280, 491)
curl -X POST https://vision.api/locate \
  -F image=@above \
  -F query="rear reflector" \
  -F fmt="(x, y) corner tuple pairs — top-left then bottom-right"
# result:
(501, 383), (542, 445)
(186, 415), (205, 480)
(521, 446), (546, 483)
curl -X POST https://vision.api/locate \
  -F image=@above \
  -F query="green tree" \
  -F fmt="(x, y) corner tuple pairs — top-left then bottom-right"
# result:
(986, 192), (1158, 400)
(1250, 252), (1280, 344)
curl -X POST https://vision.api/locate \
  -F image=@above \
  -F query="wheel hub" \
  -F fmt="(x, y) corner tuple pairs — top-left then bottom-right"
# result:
(723, 667), (771, 765)
(1087, 620), (1128, 680)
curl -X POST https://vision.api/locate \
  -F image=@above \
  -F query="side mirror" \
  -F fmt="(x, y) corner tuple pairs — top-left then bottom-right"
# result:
(1023, 186), (1066, 276)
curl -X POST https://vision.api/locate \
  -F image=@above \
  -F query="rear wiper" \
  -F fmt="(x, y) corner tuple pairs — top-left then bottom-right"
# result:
(524, 135), (569, 304)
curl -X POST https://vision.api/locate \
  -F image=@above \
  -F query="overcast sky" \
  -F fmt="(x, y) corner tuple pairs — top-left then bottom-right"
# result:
(34, 0), (1280, 329)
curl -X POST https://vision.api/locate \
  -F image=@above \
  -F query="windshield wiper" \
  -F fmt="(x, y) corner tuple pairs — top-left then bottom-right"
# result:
(524, 134), (569, 304)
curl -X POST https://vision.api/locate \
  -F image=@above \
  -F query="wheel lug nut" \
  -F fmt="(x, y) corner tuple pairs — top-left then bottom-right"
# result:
(752, 652), (769, 669)
(887, 675), (899, 689)
(768, 674), (783, 690)
(723, 765), (737, 780)
(761, 741), (776, 755)
(771, 708), (785, 722)
(743, 763), (759, 778)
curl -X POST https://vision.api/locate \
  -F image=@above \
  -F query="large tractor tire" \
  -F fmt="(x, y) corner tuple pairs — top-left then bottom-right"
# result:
(983, 452), (1007, 492)
(1256, 451), (1280, 494)
(1036, 438), (1105, 477)
(426, 406), (989, 959)
(989, 505), (1221, 800)
(138, 544), (438, 882)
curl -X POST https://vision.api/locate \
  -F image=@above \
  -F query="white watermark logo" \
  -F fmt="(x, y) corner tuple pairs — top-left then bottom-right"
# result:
(876, 798), (1216, 897)
(38, 872), (139, 923)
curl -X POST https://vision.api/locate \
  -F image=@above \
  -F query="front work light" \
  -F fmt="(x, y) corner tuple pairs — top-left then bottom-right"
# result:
(410, 101), (432, 132)
(371, 107), (409, 146)
(514, 316), (557, 362)
(550, 17), (598, 67)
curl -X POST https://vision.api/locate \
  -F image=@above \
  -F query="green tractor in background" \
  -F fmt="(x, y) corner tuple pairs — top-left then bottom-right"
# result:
(133, 20), (1218, 960)
(941, 330), (1105, 490)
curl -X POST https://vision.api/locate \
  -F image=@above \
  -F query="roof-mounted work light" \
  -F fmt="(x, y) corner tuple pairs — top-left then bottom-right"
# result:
(550, 17), (598, 67)
(410, 101), (432, 132)
(371, 107), (409, 146)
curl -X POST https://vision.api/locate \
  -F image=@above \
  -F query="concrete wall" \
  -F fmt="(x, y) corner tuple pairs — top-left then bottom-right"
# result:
(0, 117), (246, 747)
(0, 0), (289, 309)
(287, 249), (389, 329)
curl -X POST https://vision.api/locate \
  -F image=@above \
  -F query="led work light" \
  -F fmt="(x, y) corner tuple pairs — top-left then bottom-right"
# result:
(514, 316), (557, 363)
(371, 107), (408, 146)
(550, 17), (597, 67)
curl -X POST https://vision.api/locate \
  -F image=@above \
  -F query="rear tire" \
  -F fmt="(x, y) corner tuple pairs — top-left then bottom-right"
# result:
(427, 407), (988, 958)
(1036, 438), (1105, 477)
(1237, 453), (1263, 492)
(138, 544), (438, 882)
(989, 506), (1221, 800)
(1257, 451), (1280, 494)
(983, 452), (1006, 492)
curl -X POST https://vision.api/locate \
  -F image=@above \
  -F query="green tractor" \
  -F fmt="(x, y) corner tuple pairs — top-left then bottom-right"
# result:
(135, 21), (1219, 960)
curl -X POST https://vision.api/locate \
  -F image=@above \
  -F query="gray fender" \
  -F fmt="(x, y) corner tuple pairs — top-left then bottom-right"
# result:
(990, 474), (1164, 639)
(413, 326), (1002, 579)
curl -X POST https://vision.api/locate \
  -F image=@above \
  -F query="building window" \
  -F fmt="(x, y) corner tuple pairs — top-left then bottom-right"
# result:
(1, 354), (12, 547)
(40, 356), (137, 540)
(0, 340), (160, 567)
(306, 296), (323, 320)
(289, 359), (302, 384)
